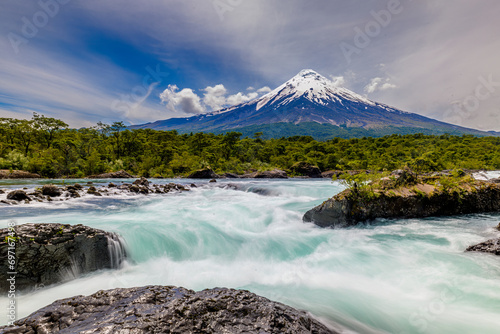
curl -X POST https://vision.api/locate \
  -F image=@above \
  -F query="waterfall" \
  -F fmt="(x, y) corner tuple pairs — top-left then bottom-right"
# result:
(107, 233), (127, 269)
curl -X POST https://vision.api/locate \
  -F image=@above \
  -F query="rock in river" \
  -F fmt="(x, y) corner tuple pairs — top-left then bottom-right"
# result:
(466, 238), (500, 255)
(244, 169), (288, 179)
(41, 184), (62, 197)
(304, 172), (500, 228)
(6, 190), (30, 202)
(1, 285), (337, 333)
(0, 223), (126, 292)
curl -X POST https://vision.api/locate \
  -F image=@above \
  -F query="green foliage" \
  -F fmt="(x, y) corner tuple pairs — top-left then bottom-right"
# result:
(336, 172), (385, 201)
(0, 150), (29, 170)
(0, 114), (499, 178)
(432, 173), (475, 194)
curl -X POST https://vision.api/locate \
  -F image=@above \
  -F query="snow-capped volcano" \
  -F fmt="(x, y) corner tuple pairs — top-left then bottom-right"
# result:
(256, 69), (375, 110)
(131, 69), (488, 138)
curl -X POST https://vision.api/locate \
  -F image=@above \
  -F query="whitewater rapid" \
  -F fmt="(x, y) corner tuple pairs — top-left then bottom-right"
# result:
(1, 178), (500, 333)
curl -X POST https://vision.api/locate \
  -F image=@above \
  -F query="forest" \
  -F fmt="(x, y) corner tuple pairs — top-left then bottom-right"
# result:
(1, 114), (500, 178)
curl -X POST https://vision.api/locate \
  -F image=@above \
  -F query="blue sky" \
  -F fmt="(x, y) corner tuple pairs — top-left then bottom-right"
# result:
(1, 0), (500, 130)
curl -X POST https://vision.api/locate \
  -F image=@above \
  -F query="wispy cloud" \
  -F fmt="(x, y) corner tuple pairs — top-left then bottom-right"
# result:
(364, 77), (396, 94)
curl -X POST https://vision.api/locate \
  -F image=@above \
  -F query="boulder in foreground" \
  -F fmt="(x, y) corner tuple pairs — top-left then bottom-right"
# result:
(1, 285), (337, 333)
(0, 223), (126, 292)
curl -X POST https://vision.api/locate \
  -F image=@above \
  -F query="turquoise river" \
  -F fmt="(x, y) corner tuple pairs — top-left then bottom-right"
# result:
(1, 178), (500, 333)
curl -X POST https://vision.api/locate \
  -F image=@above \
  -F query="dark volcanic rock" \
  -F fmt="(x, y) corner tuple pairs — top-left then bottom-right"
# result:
(90, 170), (134, 178)
(290, 162), (322, 178)
(133, 177), (150, 187)
(41, 184), (62, 197)
(188, 168), (220, 179)
(257, 169), (288, 178)
(321, 170), (343, 179)
(87, 186), (102, 196)
(246, 169), (288, 179)
(0, 223), (126, 292)
(466, 238), (500, 255)
(6, 190), (30, 201)
(1, 286), (337, 334)
(222, 172), (240, 178)
(304, 179), (500, 228)
(129, 185), (140, 193)
(67, 189), (80, 198)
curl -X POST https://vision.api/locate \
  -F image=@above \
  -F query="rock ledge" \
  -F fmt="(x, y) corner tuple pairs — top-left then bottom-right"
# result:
(0, 223), (126, 292)
(1, 285), (337, 333)
(304, 171), (500, 228)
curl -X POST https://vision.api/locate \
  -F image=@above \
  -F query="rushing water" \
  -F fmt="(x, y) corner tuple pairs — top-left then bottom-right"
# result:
(1, 178), (500, 333)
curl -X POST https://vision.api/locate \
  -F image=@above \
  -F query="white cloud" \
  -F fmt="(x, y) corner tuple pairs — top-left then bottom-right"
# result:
(227, 92), (259, 106)
(256, 86), (271, 93)
(246, 86), (255, 91)
(160, 83), (267, 114)
(203, 84), (227, 110)
(160, 85), (205, 114)
(330, 76), (346, 88)
(364, 77), (396, 94)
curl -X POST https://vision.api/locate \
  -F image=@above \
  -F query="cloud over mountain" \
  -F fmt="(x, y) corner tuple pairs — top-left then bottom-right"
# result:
(160, 83), (271, 114)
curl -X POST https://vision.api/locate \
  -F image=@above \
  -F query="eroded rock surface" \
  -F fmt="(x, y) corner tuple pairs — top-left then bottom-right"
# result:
(1, 286), (337, 334)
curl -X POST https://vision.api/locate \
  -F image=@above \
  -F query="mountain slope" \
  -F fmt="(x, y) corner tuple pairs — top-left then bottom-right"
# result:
(131, 70), (491, 138)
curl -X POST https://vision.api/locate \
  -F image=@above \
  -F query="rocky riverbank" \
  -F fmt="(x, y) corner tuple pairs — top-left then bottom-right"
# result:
(1, 285), (337, 333)
(0, 178), (191, 205)
(0, 223), (126, 292)
(188, 168), (290, 179)
(0, 170), (40, 179)
(304, 169), (500, 228)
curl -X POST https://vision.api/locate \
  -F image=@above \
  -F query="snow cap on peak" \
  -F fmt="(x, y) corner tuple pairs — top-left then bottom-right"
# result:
(297, 69), (320, 77)
(255, 69), (375, 110)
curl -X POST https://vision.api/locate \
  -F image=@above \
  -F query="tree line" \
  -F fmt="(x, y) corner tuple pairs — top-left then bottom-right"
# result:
(1, 114), (499, 178)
